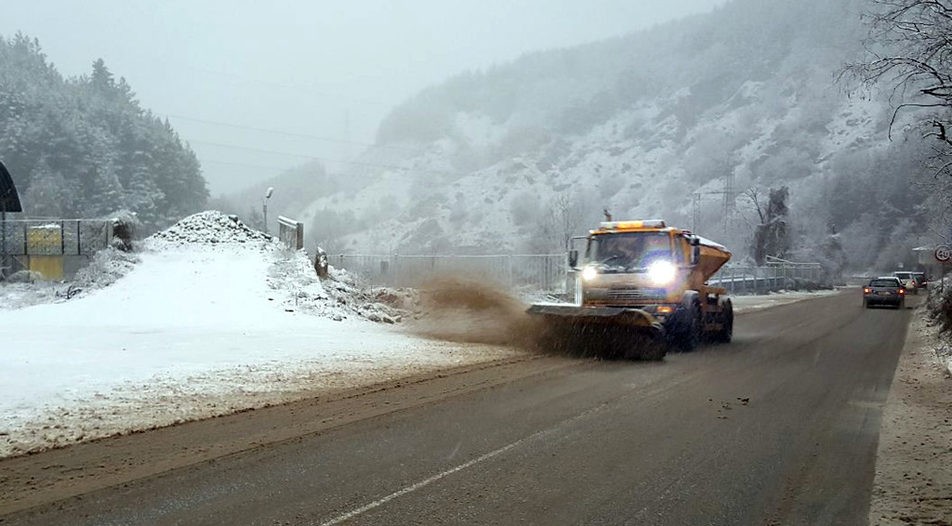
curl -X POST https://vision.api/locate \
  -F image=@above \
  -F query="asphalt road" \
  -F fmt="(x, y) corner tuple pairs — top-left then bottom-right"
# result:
(0, 290), (914, 525)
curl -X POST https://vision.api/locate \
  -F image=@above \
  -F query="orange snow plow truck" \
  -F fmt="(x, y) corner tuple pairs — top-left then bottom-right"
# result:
(527, 219), (733, 361)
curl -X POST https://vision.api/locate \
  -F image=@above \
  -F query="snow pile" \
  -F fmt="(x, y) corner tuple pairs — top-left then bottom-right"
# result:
(148, 210), (272, 245)
(72, 246), (140, 291)
(0, 247), (139, 310)
(0, 281), (61, 310)
(935, 344), (952, 375)
(266, 246), (413, 323)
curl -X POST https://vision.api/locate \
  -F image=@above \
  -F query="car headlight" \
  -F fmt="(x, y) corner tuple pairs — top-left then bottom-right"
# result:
(647, 260), (677, 286)
(581, 265), (598, 282)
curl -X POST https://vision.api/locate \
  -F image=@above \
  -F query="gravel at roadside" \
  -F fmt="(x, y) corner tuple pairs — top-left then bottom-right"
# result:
(869, 311), (952, 525)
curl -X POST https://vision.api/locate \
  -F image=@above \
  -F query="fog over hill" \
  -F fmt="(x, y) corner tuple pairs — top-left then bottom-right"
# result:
(259, 0), (936, 273)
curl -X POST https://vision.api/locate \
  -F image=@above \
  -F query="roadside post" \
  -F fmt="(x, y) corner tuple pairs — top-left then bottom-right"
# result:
(934, 244), (952, 293)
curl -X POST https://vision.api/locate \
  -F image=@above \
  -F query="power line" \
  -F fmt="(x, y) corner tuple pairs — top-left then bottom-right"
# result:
(199, 159), (300, 172)
(177, 66), (392, 107)
(192, 139), (336, 160)
(191, 139), (442, 174)
(165, 113), (421, 154)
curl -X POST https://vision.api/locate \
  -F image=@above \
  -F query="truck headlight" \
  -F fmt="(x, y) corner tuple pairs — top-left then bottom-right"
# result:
(647, 260), (677, 286)
(581, 265), (598, 282)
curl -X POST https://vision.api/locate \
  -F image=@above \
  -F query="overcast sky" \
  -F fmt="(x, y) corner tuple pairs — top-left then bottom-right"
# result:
(2, 1), (727, 195)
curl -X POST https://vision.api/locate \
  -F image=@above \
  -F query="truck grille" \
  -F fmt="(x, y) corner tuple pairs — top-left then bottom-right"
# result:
(607, 288), (667, 301)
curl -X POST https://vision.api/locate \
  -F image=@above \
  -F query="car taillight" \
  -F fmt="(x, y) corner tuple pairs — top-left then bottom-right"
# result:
(899, 288), (905, 295)
(863, 288), (871, 293)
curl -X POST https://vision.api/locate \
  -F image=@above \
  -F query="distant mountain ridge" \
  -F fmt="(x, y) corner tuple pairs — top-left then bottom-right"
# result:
(289, 0), (929, 272)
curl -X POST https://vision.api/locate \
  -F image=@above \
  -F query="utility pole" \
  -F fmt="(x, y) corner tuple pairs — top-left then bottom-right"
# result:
(722, 169), (736, 233)
(693, 172), (739, 235)
(263, 187), (274, 234)
(692, 193), (700, 232)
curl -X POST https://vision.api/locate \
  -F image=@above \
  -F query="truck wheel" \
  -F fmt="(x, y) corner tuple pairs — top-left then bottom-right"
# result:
(671, 304), (701, 352)
(715, 300), (733, 343)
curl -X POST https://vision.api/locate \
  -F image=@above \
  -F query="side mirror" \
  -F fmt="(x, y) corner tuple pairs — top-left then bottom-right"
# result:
(689, 237), (700, 265)
(568, 249), (579, 269)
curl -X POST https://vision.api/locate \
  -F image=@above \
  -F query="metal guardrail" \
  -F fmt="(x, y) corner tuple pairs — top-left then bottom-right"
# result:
(330, 252), (826, 296)
(277, 216), (304, 250)
(712, 261), (825, 295)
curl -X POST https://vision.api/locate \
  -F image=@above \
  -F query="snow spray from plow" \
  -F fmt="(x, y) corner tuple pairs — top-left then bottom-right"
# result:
(409, 277), (541, 348)
(407, 278), (666, 360)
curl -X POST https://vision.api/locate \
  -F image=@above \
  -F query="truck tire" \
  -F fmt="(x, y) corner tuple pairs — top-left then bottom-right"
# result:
(670, 304), (701, 352)
(714, 299), (733, 343)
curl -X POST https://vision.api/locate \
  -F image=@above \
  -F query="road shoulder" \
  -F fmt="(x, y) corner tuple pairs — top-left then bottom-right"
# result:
(0, 354), (575, 516)
(869, 310), (952, 525)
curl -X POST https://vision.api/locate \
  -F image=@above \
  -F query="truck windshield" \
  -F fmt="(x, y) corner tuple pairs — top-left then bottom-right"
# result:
(588, 232), (673, 270)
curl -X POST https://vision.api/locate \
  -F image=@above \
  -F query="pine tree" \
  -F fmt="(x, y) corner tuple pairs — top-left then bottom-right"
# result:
(0, 35), (208, 230)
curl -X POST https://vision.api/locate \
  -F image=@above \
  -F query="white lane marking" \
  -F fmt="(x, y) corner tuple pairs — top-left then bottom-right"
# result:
(317, 441), (521, 526)
(316, 402), (610, 526)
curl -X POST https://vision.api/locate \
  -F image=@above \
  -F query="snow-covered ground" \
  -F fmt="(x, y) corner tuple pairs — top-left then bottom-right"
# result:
(731, 289), (841, 313)
(0, 213), (517, 458)
(0, 212), (840, 458)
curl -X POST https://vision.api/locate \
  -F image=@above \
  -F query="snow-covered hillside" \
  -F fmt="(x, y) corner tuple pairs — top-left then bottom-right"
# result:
(279, 0), (929, 273)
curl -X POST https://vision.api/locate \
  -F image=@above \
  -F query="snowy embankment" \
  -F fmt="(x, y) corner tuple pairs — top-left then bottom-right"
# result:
(0, 212), (517, 458)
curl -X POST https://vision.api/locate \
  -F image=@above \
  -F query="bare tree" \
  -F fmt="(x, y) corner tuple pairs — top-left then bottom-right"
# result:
(846, 0), (952, 175)
(748, 187), (791, 265)
(529, 194), (586, 253)
(743, 187), (767, 225)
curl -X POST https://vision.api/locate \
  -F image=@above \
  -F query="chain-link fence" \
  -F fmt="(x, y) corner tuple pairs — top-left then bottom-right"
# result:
(1, 219), (111, 256)
(329, 253), (569, 293)
(1, 219), (112, 278)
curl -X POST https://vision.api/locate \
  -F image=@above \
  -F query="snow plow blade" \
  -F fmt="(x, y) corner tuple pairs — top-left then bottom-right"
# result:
(527, 304), (667, 360)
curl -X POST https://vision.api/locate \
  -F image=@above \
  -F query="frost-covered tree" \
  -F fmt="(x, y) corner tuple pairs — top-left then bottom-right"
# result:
(0, 34), (207, 232)
(750, 187), (791, 265)
(847, 0), (952, 176)
(22, 159), (74, 217)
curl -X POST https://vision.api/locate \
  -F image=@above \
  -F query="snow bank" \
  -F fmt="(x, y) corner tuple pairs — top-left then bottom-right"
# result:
(0, 247), (139, 310)
(731, 288), (841, 313)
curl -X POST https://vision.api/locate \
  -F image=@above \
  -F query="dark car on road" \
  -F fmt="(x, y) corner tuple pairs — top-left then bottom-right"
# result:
(863, 277), (906, 309)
